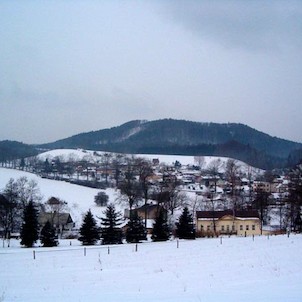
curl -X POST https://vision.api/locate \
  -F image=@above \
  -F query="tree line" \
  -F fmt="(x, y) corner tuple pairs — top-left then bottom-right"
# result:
(10, 202), (196, 248)
(78, 204), (195, 246)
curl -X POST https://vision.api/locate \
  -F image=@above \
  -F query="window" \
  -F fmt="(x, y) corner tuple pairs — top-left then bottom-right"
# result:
(240, 225), (243, 231)
(200, 225), (204, 230)
(226, 225), (230, 232)
(207, 225), (211, 231)
(221, 225), (225, 231)
(252, 225), (255, 231)
(246, 225), (249, 231)
(232, 225), (235, 231)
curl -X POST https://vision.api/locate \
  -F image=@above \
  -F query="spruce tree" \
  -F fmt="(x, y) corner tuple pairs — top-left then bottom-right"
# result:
(100, 204), (123, 245)
(176, 207), (196, 239)
(40, 221), (58, 247)
(78, 210), (100, 245)
(151, 208), (170, 242)
(126, 211), (147, 243)
(20, 201), (39, 247)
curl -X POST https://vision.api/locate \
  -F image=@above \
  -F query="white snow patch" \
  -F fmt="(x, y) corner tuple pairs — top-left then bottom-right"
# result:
(0, 168), (122, 228)
(36, 149), (263, 176)
(0, 235), (301, 301)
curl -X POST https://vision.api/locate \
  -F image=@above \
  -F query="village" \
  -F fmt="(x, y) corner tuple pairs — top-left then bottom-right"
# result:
(1, 149), (301, 244)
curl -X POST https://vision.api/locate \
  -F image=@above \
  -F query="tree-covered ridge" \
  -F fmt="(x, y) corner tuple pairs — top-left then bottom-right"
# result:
(0, 140), (39, 162)
(37, 119), (302, 169)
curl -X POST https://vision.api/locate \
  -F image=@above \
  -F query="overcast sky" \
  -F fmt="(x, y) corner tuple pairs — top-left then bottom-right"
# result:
(1, 0), (301, 144)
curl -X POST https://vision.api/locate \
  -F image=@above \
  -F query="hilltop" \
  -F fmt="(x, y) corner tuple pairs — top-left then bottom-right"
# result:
(38, 119), (302, 169)
(1, 119), (302, 170)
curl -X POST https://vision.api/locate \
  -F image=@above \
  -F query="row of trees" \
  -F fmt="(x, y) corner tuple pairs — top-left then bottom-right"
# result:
(78, 205), (196, 246)
(16, 203), (196, 248)
(0, 177), (42, 240)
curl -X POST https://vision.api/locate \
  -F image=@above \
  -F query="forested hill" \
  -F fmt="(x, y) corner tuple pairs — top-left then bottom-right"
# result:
(38, 119), (302, 169)
(0, 140), (38, 162)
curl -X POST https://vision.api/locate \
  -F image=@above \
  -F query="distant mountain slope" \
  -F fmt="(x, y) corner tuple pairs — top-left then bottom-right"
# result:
(0, 140), (39, 161)
(38, 119), (302, 169)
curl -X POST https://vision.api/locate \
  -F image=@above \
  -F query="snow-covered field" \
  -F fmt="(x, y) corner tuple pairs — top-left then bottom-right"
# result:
(37, 148), (263, 175)
(36, 148), (217, 166)
(0, 235), (301, 302)
(0, 167), (120, 227)
(0, 164), (301, 301)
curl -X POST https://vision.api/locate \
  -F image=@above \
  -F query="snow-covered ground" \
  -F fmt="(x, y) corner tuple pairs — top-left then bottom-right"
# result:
(0, 163), (301, 301)
(36, 148), (263, 175)
(0, 167), (120, 227)
(0, 235), (301, 301)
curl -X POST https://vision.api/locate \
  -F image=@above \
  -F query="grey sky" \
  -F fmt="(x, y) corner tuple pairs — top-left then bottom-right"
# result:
(0, 0), (301, 144)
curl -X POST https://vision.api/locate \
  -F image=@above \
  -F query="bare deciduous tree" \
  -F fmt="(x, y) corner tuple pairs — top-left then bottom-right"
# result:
(112, 153), (125, 187)
(119, 156), (141, 210)
(0, 177), (42, 241)
(101, 153), (112, 186)
(225, 159), (241, 209)
(135, 158), (153, 227)
(206, 158), (222, 192)
(16, 177), (42, 208)
(194, 156), (206, 170)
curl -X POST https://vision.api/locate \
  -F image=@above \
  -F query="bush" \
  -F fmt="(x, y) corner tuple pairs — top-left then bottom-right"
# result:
(94, 192), (109, 206)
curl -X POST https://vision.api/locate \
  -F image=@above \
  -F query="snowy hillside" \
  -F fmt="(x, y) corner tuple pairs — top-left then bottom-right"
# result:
(37, 148), (263, 174)
(1, 235), (301, 301)
(0, 150), (263, 227)
(0, 167), (120, 227)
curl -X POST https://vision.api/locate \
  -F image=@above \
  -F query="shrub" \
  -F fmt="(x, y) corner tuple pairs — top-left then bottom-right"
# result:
(94, 191), (109, 207)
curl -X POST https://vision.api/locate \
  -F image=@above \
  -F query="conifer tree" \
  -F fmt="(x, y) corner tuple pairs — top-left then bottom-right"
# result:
(100, 204), (123, 245)
(40, 221), (58, 247)
(151, 208), (170, 242)
(78, 210), (100, 245)
(126, 211), (147, 243)
(176, 207), (196, 239)
(20, 201), (39, 247)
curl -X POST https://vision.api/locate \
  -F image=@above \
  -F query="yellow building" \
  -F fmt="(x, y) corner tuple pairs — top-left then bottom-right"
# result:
(196, 210), (261, 237)
(252, 181), (274, 193)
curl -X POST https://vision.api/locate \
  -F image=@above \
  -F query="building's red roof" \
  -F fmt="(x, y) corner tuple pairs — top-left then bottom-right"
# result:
(196, 209), (259, 219)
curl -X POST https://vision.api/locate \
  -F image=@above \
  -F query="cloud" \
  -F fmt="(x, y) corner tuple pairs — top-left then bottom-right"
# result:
(159, 0), (302, 51)
(0, 1), (301, 144)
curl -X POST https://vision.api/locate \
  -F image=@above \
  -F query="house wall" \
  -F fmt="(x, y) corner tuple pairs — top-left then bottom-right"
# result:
(197, 215), (261, 237)
(253, 181), (272, 193)
(235, 219), (261, 236)
(137, 208), (158, 220)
